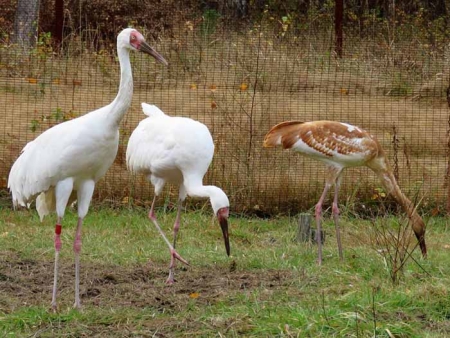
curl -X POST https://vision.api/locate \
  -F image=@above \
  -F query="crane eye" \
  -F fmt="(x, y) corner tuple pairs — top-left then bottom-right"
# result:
(131, 35), (136, 41)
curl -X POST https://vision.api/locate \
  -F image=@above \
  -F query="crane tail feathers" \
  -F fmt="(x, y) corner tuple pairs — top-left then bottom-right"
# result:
(141, 103), (166, 117)
(263, 121), (304, 149)
(36, 190), (56, 222)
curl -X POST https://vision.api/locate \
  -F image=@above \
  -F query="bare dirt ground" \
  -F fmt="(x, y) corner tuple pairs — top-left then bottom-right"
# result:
(0, 250), (292, 316)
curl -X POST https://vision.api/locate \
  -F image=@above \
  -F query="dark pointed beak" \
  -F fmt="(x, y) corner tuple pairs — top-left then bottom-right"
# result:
(415, 232), (427, 258)
(140, 41), (168, 66)
(219, 216), (230, 256)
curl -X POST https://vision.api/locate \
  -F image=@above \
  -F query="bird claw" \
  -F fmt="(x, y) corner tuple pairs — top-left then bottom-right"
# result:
(50, 303), (58, 313)
(171, 249), (189, 266)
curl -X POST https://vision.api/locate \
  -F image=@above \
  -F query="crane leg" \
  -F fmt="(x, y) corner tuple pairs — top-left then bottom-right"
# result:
(51, 217), (62, 311)
(172, 199), (182, 248)
(73, 179), (95, 309)
(51, 178), (74, 311)
(166, 199), (183, 284)
(332, 176), (344, 261)
(148, 196), (189, 285)
(73, 217), (83, 309)
(315, 183), (331, 265)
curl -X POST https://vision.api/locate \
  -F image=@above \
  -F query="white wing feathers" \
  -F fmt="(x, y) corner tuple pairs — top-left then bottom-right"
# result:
(141, 103), (166, 118)
(8, 135), (58, 208)
(127, 104), (215, 182)
(8, 109), (116, 210)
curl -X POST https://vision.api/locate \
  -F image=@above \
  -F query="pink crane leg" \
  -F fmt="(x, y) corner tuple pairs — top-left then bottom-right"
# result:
(148, 196), (189, 284)
(172, 200), (182, 248)
(332, 185), (344, 261)
(315, 184), (331, 265)
(73, 218), (83, 309)
(51, 221), (62, 311)
(167, 200), (183, 284)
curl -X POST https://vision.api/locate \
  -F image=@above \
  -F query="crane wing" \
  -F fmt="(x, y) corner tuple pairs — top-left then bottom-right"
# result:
(126, 116), (175, 174)
(8, 110), (117, 207)
(127, 112), (214, 178)
(141, 103), (166, 118)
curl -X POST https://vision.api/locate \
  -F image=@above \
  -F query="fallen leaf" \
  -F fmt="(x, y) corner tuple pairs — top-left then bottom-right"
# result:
(190, 83), (197, 90)
(240, 83), (248, 91)
(185, 21), (194, 31)
(0, 232), (8, 238)
(189, 292), (200, 299)
(122, 196), (129, 204)
(52, 78), (60, 85)
(73, 79), (82, 86)
(210, 84), (217, 92)
(27, 77), (38, 84)
(431, 207), (440, 216)
(340, 88), (349, 95)
(211, 101), (217, 109)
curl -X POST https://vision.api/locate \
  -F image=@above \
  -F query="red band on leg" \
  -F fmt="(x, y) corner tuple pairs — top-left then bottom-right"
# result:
(55, 224), (62, 235)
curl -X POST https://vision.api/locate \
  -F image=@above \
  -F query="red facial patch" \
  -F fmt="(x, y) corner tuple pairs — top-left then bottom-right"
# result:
(130, 30), (142, 50)
(218, 207), (229, 219)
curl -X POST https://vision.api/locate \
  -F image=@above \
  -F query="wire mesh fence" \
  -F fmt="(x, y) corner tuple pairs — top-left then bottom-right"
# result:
(0, 2), (449, 215)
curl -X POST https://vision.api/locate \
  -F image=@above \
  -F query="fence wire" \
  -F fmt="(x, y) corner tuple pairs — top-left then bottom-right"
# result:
(0, 3), (449, 215)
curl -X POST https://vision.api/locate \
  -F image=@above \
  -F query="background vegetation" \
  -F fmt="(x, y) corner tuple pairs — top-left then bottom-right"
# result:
(0, 0), (449, 216)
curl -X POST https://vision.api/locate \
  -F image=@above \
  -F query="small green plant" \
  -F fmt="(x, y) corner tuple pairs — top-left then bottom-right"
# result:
(29, 119), (40, 132)
(201, 9), (221, 37)
(94, 49), (114, 78)
(52, 107), (64, 122)
(387, 73), (412, 96)
(34, 32), (53, 60)
(370, 215), (428, 285)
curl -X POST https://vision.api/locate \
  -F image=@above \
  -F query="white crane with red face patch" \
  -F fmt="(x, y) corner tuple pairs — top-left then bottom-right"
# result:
(263, 121), (427, 265)
(8, 28), (167, 310)
(126, 103), (230, 284)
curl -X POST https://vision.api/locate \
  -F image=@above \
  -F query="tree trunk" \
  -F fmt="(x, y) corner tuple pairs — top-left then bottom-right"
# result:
(335, 0), (343, 57)
(13, 0), (40, 49)
(53, 0), (64, 47)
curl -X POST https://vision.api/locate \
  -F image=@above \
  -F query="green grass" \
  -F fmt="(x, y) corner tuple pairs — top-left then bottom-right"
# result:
(0, 207), (449, 337)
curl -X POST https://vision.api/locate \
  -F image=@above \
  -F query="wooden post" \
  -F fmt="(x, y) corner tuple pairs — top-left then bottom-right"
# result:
(297, 213), (325, 244)
(297, 213), (312, 242)
(446, 86), (450, 214)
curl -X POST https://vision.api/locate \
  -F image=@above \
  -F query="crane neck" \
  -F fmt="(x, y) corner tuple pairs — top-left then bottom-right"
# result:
(184, 179), (229, 215)
(374, 169), (426, 254)
(109, 45), (134, 127)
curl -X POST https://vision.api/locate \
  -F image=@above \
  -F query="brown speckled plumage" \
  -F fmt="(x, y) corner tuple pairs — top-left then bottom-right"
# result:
(264, 120), (427, 262)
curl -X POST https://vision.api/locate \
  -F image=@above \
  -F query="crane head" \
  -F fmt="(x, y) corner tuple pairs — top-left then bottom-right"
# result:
(118, 28), (168, 66)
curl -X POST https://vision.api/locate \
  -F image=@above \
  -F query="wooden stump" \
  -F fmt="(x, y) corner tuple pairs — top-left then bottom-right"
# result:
(297, 213), (325, 244)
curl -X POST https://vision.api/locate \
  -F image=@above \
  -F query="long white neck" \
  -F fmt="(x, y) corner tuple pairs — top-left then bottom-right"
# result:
(185, 180), (229, 215)
(108, 46), (133, 127)
(187, 185), (217, 199)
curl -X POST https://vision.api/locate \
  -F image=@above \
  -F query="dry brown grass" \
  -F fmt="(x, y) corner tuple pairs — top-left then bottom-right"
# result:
(0, 28), (448, 214)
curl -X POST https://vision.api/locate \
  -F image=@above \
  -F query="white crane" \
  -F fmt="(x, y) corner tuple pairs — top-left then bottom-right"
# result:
(126, 103), (230, 284)
(8, 28), (167, 310)
(263, 120), (427, 265)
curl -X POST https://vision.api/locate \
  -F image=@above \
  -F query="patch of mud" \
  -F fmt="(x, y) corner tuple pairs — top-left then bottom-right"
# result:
(0, 251), (293, 311)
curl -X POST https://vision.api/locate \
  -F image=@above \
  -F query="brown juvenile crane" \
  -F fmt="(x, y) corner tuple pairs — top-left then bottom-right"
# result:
(263, 120), (427, 265)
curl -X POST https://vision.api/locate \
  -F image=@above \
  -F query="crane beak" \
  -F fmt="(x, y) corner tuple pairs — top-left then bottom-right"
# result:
(217, 207), (230, 256)
(140, 41), (168, 66)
